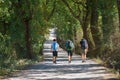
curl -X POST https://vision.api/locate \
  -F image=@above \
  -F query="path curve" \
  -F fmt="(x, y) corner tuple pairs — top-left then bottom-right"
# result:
(3, 28), (117, 80)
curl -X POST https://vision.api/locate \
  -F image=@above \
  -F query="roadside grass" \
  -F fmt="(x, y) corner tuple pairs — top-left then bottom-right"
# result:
(0, 56), (43, 78)
(92, 57), (120, 79)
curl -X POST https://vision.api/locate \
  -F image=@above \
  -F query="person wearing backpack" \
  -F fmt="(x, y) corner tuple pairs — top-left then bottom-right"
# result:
(65, 40), (74, 63)
(80, 38), (88, 63)
(51, 39), (59, 64)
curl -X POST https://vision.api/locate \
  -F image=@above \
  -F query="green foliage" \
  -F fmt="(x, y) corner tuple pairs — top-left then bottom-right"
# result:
(50, 0), (80, 41)
(0, 33), (16, 72)
(0, 0), (49, 75)
(0, 0), (120, 76)
(98, 0), (117, 42)
(0, 0), (11, 19)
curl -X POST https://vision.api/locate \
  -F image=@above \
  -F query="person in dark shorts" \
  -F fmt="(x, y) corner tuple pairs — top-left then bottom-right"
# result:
(80, 38), (88, 63)
(65, 40), (74, 63)
(51, 39), (59, 64)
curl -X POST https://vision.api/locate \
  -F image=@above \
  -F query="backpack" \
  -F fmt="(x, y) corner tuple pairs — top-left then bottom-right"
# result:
(53, 42), (58, 51)
(66, 41), (74, 49)
(80, 39), (87, 49)
(67, 41), (71, 49)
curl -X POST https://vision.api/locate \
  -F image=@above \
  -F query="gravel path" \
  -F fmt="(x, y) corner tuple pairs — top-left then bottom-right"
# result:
(3, 28), (117, 80)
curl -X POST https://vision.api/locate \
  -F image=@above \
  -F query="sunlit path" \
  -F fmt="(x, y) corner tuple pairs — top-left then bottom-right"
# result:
(3, 28), (117, 80)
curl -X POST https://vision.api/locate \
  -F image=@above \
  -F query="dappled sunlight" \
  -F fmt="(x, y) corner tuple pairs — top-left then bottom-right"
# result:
(3, 28), (117, 80)
(48, 28), (57, 40)
(10, 63), (114, 80)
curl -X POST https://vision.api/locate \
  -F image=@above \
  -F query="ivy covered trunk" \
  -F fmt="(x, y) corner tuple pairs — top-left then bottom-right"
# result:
(82, 0), (95, 50)
(90, 0), (102, 56)
(117, 0), (120, 30)
(24, 20), (34, 59)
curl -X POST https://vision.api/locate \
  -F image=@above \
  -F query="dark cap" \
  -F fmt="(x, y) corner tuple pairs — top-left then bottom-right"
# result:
(53, 39), (56, 41)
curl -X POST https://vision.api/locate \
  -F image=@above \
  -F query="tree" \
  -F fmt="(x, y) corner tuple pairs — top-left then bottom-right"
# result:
(89, 0), (102, 56)
(117, 0), (120, 30)
(10, 0), (35, 59)
(99, 0), (115, 42)
(61, 0), (95, 49)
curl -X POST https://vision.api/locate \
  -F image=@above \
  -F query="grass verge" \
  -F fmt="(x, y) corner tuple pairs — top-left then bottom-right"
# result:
(92, 57), (120, 79)
(0, 56), (43, 79)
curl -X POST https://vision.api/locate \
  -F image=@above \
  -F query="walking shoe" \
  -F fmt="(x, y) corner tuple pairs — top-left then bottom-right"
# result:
(69, 61), (71, 63)
(53, 61), (57, 64)
(55, 61), (57, 64)
(82, 60), (85, 63)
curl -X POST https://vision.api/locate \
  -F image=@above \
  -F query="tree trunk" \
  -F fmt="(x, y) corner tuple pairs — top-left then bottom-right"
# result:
(11, 0), (34, 59)
(101, 1), (114, 42)
(24, 20), (34, 59)
(73, 26), (77, 54)
(97, 0), (115, 58)
(117, 0), (120, 31)
(90, 0), (102, 57)
(90, 0), (101, 45)
(81, 0), (95, 49)
(62, 0), (95, 49)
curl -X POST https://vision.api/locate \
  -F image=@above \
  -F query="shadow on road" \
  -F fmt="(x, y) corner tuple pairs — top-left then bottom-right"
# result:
(3, 28), (118, 80)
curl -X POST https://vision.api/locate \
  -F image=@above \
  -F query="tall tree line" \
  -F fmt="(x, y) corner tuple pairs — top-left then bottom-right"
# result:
(52, 0), (120, 70)
(0, 0), (120, 74)
(0, 0), (56, 73)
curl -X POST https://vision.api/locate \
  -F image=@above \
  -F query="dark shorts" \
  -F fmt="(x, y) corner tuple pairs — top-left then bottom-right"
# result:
(67, 50), (73, 56)
(53, 51), (58, 57)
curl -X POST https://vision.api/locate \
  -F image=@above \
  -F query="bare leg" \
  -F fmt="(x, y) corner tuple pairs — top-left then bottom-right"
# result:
(70, 56), (72, 61)
(82, 54), (85, 62)
(53, 57), (55, 62)
(84, 49), (88, 60)
(68, 56), (72, 63)
(84, 54), (86, 61)
(68, 56), (70, 62)
(82, 49), (88, 62)
(82, 50), (86, 62)
(55, 57), (57, 62)
(53, 56), (56, 63)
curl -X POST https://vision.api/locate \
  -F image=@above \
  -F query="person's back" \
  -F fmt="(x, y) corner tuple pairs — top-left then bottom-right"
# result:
(65, 40), (74, 63)
(66, 40), (74, 51)
(66, 41), (71, 50)
(80, 38), (88, 63)
(80, 38), (88, 49)
(51, 39), (59, 64)
(52, 41), (59, 51)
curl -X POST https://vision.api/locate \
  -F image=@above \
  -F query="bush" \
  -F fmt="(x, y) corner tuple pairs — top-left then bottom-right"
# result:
(99, 32), (120, 71)
(0, 33), (16, 75)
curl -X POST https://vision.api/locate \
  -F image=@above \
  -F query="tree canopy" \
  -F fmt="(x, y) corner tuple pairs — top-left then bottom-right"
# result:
(0, 0), (120, 75)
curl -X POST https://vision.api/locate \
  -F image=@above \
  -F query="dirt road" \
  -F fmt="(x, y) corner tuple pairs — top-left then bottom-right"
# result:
(3, 28), (117, 80)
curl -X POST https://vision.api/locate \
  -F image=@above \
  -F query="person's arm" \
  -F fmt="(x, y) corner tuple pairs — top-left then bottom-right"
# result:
(58, 43), (60, 51)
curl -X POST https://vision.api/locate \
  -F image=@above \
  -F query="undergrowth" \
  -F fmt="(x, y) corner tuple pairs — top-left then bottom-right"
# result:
(0, 56), (43, 77)
(93, 57), (120, 79)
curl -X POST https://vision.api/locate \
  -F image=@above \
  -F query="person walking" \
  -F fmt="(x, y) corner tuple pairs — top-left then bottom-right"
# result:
(51, 39), (59, 64)
(80, 38), (88, 63)
(65, 40), (74, 63)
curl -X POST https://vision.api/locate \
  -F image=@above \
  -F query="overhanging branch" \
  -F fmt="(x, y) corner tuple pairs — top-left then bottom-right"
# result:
(62, 0), (79, 20)
(71, 0), (86, 8)
(47, 0), (56, 21)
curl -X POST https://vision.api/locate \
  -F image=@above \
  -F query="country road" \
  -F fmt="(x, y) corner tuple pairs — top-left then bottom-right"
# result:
(3, 28), (117, 80)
